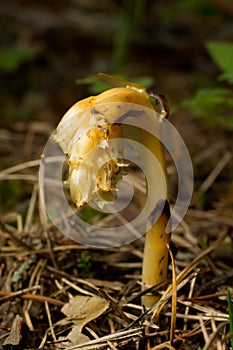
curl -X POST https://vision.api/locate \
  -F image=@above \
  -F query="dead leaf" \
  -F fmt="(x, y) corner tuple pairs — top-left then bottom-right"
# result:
(67, 325), (90, 345)
(3, 314), (23, 346)
(59, 295), (109, 346)
(61, 295), (109, 330)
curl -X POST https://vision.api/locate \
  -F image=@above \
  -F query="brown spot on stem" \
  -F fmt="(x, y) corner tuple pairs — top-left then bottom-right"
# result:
(159, 256), (165, 265)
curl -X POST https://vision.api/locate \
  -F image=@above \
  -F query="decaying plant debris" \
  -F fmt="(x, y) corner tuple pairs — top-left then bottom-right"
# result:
(0, 121), (233, 349)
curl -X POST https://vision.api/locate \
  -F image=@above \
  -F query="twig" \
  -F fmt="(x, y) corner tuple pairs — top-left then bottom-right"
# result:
(0, 290), (64, 306)
(24, 309), (34, 332)
(45, 301), (57, 342)
(124, 281), (167, 305)
(61, 277), (96, 297)
(0, 333), (9, 341)
(202, 321), (229, 350)
(177, 300), (229, 319)
(65, 327), (144, 350)
(0, 159), (40, 177)
(0, 174), (37, 181)
(24, 258), (47, 331)
(199, 315), (209, 345)
(198, 151), (232, 194)
(24, 183), (38, 232)
(23, 259), (45, 331)
(0, 244), (94, 257)
(168, 244), (176, 346)
(0, 221), (32, 250)
(48, 266), (100, 293)
(0, 285), (40, 302)
(165, 313), (228, 322)
(210, 317), (222, 350)
(44, 230), (58, 269)
(184, 273), (198, 327)
(98, 288), (131, 324)
(127, 273), (194, 330)
(189, 291), (233, 301)
(149, 342), (176, 349)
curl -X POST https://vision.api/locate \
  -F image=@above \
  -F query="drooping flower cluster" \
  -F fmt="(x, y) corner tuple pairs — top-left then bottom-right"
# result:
(53, 97), (127, 207)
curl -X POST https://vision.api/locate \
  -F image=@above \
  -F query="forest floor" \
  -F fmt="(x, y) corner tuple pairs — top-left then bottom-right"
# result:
(0, 1), (233, 349)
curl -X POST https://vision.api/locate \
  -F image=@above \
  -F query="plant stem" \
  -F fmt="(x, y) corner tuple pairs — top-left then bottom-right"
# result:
(141, 124), (170, 308)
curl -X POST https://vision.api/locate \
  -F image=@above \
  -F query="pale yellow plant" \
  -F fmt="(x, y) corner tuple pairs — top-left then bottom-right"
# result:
(53, 73), (170, 308)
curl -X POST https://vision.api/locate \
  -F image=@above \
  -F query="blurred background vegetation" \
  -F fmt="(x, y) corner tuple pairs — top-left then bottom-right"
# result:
(0, 0), (232, 211)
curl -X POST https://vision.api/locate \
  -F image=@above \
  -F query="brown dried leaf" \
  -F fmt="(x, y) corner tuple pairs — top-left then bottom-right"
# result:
(61, 295), (109, 330)
(67, 325), (90, 345)
(3, 314), (23, 346)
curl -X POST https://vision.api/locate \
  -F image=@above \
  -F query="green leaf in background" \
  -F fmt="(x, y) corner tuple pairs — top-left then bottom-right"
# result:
(76, 75), (108, 95)
(183, 88), (233, 129)
(206, 41), (233, 84)
(0, 47), (38, 73)
(76, 74), (154, 95)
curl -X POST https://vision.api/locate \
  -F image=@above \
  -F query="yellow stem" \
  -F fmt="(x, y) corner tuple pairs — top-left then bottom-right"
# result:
(141, 129), (170, 308)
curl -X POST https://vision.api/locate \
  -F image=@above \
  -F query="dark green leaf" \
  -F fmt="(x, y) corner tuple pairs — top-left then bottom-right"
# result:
(206, 41), (233, 84)
(0, 47), (38, 73)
